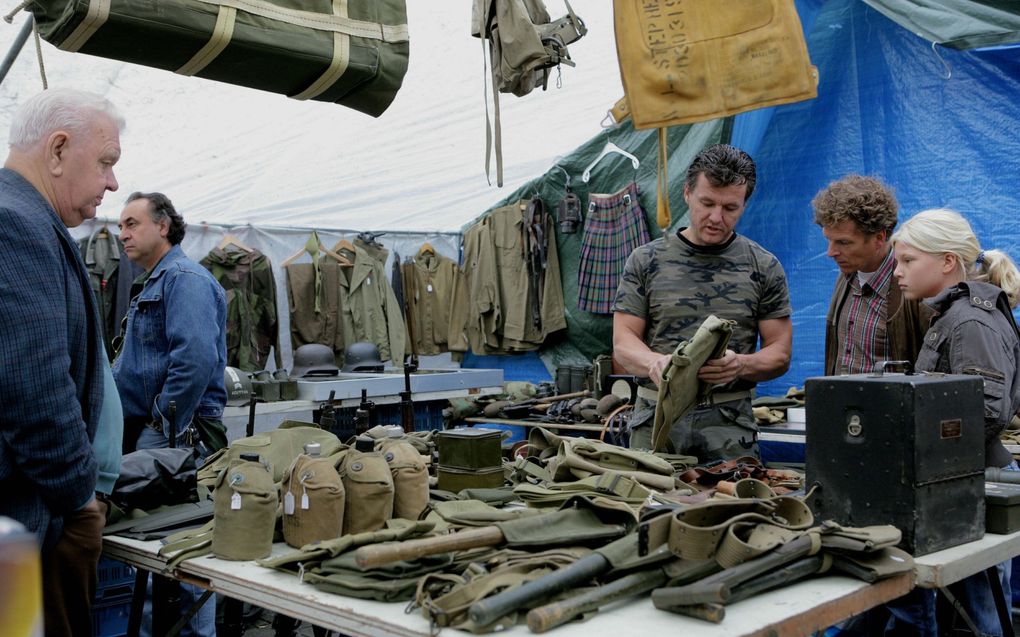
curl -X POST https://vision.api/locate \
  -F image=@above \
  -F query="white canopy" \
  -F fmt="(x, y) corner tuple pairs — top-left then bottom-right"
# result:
(0, 1), (622, 233)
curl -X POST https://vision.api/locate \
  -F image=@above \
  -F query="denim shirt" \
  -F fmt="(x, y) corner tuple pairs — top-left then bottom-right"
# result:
(113, 245), (227, 433)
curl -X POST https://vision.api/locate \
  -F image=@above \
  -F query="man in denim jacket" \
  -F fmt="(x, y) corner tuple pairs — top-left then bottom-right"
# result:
(113, 191), (227, 453)
(112, 192), (226, 637)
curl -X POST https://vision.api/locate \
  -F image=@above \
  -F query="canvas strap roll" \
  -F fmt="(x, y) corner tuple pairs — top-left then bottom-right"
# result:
(549, 436), (676, 491)
(667, 495), (813, 565)
(513, 471), (652, 507)
(415, 547), (589, 631)
(713, 497), (814, 567)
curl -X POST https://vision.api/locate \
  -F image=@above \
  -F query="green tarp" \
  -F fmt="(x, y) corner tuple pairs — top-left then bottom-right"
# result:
(863, 0), (1020, 49)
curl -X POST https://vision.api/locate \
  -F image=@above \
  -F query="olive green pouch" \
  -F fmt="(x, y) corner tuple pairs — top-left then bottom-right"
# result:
(282, 454), (345, 548)
(341, 449), (395, 534)
(379, 439), (430, 521)
(212, 456), (278, 560)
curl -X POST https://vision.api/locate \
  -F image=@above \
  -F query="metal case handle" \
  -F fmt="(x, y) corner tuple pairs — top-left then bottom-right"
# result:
(870, 360), (914, 377)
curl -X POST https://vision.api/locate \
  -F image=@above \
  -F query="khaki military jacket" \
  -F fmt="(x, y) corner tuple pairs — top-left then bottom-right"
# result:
(461, 200), (567, 354)
(402, 250), (461, 356)
(335, 244), (407, 365)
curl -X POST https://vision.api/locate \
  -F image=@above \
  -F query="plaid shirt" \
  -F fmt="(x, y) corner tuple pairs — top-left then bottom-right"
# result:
(835, 250), (896, 375)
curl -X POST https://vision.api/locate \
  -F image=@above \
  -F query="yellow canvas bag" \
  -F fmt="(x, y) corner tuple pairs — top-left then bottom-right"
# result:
(613, 0), (818, 130)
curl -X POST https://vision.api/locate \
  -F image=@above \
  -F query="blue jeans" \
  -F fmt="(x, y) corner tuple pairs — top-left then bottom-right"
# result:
(137, 427), (215, 637)
(882, 459), (1019, 636)
(943, 460), (1020, 637)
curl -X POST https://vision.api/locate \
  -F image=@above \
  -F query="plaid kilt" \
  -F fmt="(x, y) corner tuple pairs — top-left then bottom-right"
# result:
(577, 182), (650, 314)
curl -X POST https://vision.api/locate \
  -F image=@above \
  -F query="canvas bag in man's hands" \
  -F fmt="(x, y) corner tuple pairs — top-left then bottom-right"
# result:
(26, 0), (409, 117)
(613, 0), (818, 129)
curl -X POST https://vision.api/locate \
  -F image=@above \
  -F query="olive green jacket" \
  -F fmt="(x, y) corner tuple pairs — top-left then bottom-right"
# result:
(402, 250), (462, 356)
(286, 246), (407, 365)
(201, 247), (281, 371)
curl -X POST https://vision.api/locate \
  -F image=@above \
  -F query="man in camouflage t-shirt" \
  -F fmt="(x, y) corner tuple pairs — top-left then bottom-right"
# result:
(612, 144), (792, 461)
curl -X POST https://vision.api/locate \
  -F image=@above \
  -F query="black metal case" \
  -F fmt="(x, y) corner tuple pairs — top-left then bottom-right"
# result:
(806, 371), (985, 556)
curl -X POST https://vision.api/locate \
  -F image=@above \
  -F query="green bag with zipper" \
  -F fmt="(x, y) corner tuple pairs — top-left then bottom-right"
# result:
(25, 0), (409, 117)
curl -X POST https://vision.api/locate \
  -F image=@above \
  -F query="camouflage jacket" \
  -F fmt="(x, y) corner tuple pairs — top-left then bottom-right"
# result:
(201, 247), (281, 371)
(613, 229), (791, 393)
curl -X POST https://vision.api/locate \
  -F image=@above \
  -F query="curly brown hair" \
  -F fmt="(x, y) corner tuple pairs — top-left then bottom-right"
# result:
(812, 175), (898, 236)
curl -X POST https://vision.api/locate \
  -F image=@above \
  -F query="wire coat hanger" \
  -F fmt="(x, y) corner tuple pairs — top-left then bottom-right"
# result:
(582, 142), (640, 183)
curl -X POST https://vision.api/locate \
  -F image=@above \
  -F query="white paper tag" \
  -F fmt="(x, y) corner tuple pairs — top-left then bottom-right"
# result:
(230, 492), (242, 510)
(367, 277), (372, 286)
(301, 492), (310, 510)
(283, 491), (295, 515)
(427, 283), (433, 293)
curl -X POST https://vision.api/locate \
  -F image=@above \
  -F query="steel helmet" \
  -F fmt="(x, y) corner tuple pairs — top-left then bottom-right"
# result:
(291, 343), (340, 377)
(224, 366), (252, 406)
(342, 342), (385, 373)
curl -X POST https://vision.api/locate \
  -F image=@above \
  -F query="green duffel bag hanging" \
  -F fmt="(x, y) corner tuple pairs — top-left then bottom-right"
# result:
(24, 0), (410, 117)
(341, 444), (394, 535)
(281, 443), (345, 549)
(212, 453), (278, 560)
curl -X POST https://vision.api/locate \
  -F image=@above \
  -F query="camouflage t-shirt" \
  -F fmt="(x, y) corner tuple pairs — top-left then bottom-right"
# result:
(613, 229), (791, 390)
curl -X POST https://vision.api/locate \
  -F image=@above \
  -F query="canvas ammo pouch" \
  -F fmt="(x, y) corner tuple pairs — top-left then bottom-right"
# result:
(212, 454), (278, 560)
(281, 452), (345, 548)
(341, 448), (395, 534)
(26, 0), (410, 117)
(378, 438), (429, 521)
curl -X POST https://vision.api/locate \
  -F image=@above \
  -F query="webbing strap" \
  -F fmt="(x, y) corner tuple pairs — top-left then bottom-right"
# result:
(158, 520), (215, 569)
(58, 0), (110, 52)
(668, 496), (813, 565)
(291, 0), (351, 100)
(177, 6), (236, 76)
(489, 38), (504, 187)
(656, 127), (670, 229)
(191, 0), (408, 42)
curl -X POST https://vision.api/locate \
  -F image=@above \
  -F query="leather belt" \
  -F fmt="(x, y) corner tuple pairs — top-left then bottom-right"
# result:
(637, 386), (754, 406)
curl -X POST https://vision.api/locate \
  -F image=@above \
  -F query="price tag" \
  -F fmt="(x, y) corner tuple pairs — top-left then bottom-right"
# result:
(230, 492), (242, 510)
(283, 491), (295, 515)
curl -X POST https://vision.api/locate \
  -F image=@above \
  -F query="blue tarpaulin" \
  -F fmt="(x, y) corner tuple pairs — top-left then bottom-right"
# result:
(470, 0), (1020, 395)
(739, 0), (1020, 395)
